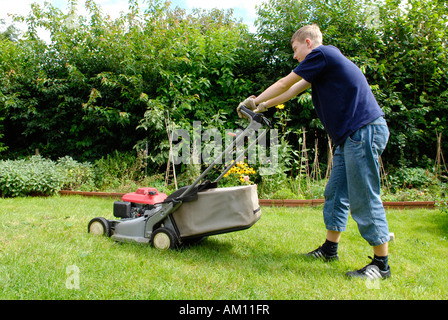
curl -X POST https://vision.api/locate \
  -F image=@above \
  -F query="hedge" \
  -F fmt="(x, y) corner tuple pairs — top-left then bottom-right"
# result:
(0, 156), (94, 197)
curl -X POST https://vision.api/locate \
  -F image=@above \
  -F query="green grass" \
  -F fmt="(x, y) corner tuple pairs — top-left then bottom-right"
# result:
(0, 195), (447, 300)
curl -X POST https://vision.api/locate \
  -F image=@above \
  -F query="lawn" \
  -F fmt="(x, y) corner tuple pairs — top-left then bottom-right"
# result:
(0, 195), (447, 301)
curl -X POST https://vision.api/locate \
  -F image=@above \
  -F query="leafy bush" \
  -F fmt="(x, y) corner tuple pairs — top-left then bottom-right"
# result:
(388, 167), (435, 191)
(93, 150), (147, 190)
(56, 156), (95, 191)
(1, 2), (260, 162)
(0, 156), (64, 197)
(0, 155), (97, 197)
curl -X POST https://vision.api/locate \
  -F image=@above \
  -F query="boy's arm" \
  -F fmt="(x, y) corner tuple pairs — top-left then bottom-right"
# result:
(263, 78), (311, 108)
(254, 72), (302, 105)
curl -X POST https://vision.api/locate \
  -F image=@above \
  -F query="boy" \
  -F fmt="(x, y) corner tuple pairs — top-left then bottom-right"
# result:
(238, 24), (391, 279)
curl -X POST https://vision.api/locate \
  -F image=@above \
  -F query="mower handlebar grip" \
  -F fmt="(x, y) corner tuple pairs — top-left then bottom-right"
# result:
(238, 105), (272, 128)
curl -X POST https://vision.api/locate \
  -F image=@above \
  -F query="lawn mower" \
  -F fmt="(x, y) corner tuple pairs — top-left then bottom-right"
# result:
(87, 106), (271, 250)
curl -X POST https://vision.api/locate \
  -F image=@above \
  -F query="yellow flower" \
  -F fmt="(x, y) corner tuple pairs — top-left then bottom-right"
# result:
(223, 161), (256, 185)
(275, 104), (285, 110)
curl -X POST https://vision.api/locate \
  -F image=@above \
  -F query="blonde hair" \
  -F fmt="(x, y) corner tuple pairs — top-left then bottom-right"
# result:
(291, 24), (323, 46)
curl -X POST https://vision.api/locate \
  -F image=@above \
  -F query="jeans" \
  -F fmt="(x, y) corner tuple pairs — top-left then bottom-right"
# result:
(323, 116), (390, 246)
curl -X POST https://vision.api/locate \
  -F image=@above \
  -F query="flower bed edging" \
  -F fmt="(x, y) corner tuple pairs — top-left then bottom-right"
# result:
(59, 190), (436, 209)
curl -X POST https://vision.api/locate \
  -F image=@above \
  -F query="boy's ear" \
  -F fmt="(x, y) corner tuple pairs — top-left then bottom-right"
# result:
(305, 38), (313, 47)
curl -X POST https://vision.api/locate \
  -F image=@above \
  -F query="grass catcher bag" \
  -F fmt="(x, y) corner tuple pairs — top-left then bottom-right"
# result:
(171, 184), (261, 238)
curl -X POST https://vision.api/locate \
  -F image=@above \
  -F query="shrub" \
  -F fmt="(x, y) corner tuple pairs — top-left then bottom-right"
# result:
(0, 156), (97, 197)
(388, 167), (435, 191)
(93, 151), (147, 190)
(56, 156), (95, 191)
(0, 156), (64, 197)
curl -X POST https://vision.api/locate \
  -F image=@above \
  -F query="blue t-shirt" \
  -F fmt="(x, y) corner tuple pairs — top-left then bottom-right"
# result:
(293, 45), (384, 146)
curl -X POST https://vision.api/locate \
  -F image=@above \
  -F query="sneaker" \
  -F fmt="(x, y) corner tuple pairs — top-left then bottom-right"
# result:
(346, 256), (391, 279)
(304, 246), (339, 262)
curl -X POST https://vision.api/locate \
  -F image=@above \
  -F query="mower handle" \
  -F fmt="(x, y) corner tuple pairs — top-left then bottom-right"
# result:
(175, 104), (271, 200)
(239, 105), (272, 128)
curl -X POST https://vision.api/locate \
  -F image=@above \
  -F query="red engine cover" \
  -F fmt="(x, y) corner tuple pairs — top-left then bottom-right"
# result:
(121, 187), (167, 205)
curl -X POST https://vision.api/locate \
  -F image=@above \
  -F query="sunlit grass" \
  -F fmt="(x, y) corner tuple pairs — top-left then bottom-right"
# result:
(0, 195), (447, 300)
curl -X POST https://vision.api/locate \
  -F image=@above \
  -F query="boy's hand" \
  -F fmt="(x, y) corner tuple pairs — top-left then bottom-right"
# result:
(255, 102), (268, 113)
(237, 97), (256, 118)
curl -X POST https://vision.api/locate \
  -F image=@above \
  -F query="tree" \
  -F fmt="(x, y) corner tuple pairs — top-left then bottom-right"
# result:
(374, 0), (448, 167)
(1, 0), (447, 175)
(254, 0), (448, 169)
(0, 0), (263, 165)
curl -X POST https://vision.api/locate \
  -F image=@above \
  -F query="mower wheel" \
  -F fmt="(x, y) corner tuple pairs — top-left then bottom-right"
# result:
(151, 227), (178, 250)
(88, 217), (111, 237)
